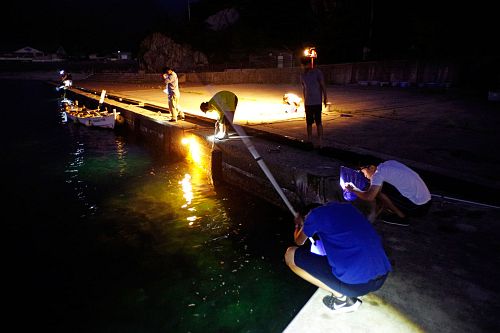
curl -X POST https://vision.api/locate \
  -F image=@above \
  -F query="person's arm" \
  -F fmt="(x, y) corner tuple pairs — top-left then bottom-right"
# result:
(346, 184), (381, 201)
(294, 214), (308, 245)
(164, 73), (176, 85)
(301, 79), (306, 102)
(319, 72), (328, 106)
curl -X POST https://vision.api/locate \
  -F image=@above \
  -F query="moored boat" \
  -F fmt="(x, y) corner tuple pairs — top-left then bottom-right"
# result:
(63, 106), (120, 129)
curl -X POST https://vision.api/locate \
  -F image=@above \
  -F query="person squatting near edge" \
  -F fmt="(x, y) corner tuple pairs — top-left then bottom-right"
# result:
(300, 56), (328, 148)
(346, 159), (432, 226)
(285, 202), (391, 313)
(200, 90), (238, 140)
(162, 66), (184, 122)
(57, 70), (72, 90)
(283, 93), (302, 113)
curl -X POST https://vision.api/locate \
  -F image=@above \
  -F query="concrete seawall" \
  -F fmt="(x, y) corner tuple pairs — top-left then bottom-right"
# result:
(63, 86), (349, 215)
(53, 80), (500, 333)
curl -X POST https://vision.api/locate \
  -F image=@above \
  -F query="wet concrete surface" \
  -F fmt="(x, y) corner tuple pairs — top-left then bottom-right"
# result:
(71, 78), (500, 332)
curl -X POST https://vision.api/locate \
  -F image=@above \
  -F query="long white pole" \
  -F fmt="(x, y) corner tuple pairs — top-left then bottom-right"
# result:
(431, 194), (500, 209)
(231, 122), (298, 217)
(199, 83), (298, 218)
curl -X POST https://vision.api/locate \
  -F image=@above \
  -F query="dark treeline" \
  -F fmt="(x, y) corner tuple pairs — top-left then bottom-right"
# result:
(3, 0), (498, 65)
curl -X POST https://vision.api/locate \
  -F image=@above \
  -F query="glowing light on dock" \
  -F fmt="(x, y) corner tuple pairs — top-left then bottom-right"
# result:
(233, 101), (305, 124)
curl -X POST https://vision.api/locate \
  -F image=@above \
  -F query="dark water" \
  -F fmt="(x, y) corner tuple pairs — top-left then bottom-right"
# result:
(3, 80), (315, 333)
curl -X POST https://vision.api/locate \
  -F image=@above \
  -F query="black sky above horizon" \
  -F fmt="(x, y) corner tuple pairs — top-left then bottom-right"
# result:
(2, 0), (498, 61)
(2, 0), (192, 53)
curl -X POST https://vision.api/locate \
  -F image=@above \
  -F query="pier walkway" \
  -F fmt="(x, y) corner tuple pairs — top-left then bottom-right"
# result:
(71, 78), (500, 333)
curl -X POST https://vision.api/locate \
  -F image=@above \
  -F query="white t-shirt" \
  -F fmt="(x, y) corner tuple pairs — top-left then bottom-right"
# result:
(164, 72), (180, 97)
(371, 160), (431, 205)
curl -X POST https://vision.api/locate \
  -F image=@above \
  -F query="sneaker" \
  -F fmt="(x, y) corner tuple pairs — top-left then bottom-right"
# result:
(169, 118), (177, 122)
(322, 294), (362, 313)
(378, 212), (410, 226)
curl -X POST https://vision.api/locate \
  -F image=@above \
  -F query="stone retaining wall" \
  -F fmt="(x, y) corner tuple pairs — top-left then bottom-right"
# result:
(85, 59), (459, 88)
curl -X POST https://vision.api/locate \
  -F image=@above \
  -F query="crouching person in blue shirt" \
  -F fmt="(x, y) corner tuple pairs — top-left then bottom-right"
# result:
(285, 202), (392, 313)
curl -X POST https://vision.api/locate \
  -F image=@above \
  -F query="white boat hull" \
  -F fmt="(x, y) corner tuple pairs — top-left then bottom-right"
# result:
(77, 113), (116, 128)
(63, 109), (119, 129)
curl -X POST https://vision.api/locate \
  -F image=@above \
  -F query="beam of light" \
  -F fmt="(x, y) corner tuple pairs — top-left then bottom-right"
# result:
(233, 101), (305, 125)
(182, 91), (306, 124)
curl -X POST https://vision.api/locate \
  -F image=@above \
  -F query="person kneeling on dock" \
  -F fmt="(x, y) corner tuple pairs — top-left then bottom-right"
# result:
(200, 90), (238, 140)
(285, 202), (391, 313)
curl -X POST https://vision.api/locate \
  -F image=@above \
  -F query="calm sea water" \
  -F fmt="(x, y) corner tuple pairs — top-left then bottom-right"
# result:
(3, 80), (316, 333)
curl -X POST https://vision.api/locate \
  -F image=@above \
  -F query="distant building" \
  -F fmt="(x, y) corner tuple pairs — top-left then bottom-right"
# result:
(56, 46), (67, 59)
(0, 46), (65, 62)
(14, 46), (44, 59)
(114, 51), (132, 60)
(88, 51), (132, 61)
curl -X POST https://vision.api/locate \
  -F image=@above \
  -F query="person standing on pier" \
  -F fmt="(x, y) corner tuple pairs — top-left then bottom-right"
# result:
(200, 90), (239, 140)
(300, 56), (328, 148)
(57, 70), (73, 99)
(162, 66), (184, 122)
(285, 202), (391, 313)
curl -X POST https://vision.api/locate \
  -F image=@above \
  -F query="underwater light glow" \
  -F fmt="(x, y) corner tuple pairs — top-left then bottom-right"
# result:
(181, 136), (202, 164)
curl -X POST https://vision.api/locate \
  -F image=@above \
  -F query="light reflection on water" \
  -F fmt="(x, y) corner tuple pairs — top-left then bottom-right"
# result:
(5, 80), (316, 333)
(56, 120), (315, 332)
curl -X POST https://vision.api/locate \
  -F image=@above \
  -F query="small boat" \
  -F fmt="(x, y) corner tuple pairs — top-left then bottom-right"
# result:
(63, 105), (120, 129)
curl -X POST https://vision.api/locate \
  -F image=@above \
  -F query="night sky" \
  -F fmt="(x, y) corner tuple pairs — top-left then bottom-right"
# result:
(2, 0), (191, 54)
(2, 0), (498, 62)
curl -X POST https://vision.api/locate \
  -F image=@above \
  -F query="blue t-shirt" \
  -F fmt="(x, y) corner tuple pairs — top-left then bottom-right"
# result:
(303, 202), (392, 284)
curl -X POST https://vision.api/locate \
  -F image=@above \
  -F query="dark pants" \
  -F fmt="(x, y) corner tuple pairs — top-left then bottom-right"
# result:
(305, 104), (322, 126)
(294, 246), (388, 297)
(381, 182), (432, 217)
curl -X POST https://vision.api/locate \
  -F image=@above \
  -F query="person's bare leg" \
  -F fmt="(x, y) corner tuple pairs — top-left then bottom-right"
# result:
(366, 200), (378, 223)
(317, 124), (323, 147)
(378, 193), (405, 218)
(222, 123), (228, 138)
(307, 124), (313, 142)
(285, 247), (343, 297)
(169, 97), (177, 120)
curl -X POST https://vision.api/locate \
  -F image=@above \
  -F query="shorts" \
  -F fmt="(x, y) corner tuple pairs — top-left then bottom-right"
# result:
(381, 182), (432, 217)
(294, 245), (388, 297)
(305, 104), (323, 126)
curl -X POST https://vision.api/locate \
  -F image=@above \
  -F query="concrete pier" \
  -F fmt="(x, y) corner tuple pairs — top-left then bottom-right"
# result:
(60, 77), (500, 333)
(63, 85), (348, 212)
